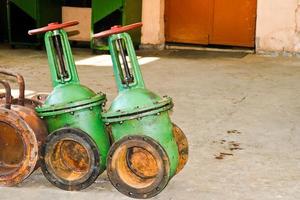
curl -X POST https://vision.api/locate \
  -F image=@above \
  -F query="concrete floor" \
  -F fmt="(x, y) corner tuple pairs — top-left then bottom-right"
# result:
(0, 45), (300, 200)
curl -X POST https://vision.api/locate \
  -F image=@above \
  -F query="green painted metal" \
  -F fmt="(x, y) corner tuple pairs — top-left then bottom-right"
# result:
(7, 0), (61, 46)
(36, 28), (110, 173)
(0, 0), (8, 42)
(91, 0), (142, 51)
(9, 0), (37, 19)
(44, 30), (79, 87)
(122, 0), (142, 45)
(92, 0), (123, 25)
(103, 33), (180, 179)
(108, 33), (144, 92)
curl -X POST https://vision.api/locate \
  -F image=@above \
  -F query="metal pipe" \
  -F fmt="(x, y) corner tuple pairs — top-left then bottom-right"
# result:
(0, 80), (12, 109)
(0, 70), (25, 106)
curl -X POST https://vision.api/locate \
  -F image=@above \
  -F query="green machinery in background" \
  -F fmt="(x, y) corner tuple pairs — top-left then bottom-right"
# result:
(3, 0), (141, 49)
(0, 0), (8, 42)
(6, 0), (61, 47)
(91, 0), (142, 51)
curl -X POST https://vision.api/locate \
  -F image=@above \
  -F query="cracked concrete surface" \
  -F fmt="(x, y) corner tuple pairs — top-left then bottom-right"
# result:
(0, 45), (300, 200)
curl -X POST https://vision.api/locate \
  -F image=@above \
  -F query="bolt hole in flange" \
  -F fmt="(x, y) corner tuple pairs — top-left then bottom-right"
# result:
(0, 122), (24, 175)
(42, 128), (101, 191)
(107, 136), (170, 199)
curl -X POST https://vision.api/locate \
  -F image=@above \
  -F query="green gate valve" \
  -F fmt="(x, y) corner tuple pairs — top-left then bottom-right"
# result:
(28, 21), (111, 191)
(93, 23), (189, 199)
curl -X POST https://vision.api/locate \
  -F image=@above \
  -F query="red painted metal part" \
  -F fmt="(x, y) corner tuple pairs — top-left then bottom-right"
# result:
(28, 21), (79, 35)
(93, 22), (143, 39)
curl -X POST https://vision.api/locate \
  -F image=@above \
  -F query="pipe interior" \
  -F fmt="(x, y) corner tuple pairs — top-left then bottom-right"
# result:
(114, 146), (160, 189)
(49, 140), (91, 181)
(0, 122), (24, 175)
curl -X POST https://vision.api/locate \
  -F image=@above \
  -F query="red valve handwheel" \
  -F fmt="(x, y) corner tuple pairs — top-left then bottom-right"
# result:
(28, 21), (79, 35)
(93, 22), (143, 39)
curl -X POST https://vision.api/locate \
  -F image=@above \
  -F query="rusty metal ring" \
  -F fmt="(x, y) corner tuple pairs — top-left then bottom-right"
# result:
(41, 128), (101, 191)
(0, 108), (38, 186)
(107, 135), (170, 199)
(172, 123), (189, 174)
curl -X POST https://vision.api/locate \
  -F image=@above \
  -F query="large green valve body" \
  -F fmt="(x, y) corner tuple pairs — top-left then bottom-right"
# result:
(103, 32), (188, 199)
(104, 89), (178, 176)
(34, 26), (110, 191)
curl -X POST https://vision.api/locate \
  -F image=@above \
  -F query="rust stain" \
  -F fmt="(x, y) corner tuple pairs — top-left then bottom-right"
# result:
(227, 130), (241, 135)
(172, 123), (189, 174)
(47, 140), (90, 181)
(215, 152), (234, 160)
(0, 79), (47, 186)
(127, 147), (159, 178)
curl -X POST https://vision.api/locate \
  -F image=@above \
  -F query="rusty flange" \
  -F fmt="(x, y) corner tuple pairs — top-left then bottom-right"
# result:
(172, 123), (189, 174)
(107, 135), (170, 199)
(0, 80), (47, 186)
(41, 128), (101, 191)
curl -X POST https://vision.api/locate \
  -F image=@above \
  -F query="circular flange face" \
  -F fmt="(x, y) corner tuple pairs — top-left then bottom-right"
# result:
(172, 123), (189, 174)
(107, 135), (170, 199)
(41, 128), (101, 191)
(0, 108), (38, 186)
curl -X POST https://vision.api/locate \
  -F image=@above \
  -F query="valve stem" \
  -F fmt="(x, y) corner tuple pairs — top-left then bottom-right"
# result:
(116, 39), (133, 85)
(53, 35), (68, 79)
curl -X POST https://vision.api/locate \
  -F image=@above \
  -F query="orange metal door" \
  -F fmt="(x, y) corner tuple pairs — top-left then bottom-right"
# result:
(209, 0), (257, 47)
(165, 0), (211, 44)
(165, 0), (257, 47)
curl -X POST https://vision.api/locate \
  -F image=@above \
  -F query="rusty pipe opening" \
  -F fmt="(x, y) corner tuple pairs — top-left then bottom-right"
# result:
(107, 136), (170, 199)
(126, 147), (159, 179)
(41, 128), (101, 191)
(49, 139), (91, 181)
(0, 80), (47, 186)
(0, 106), (47, 186)
(0, 122), (25, 174)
